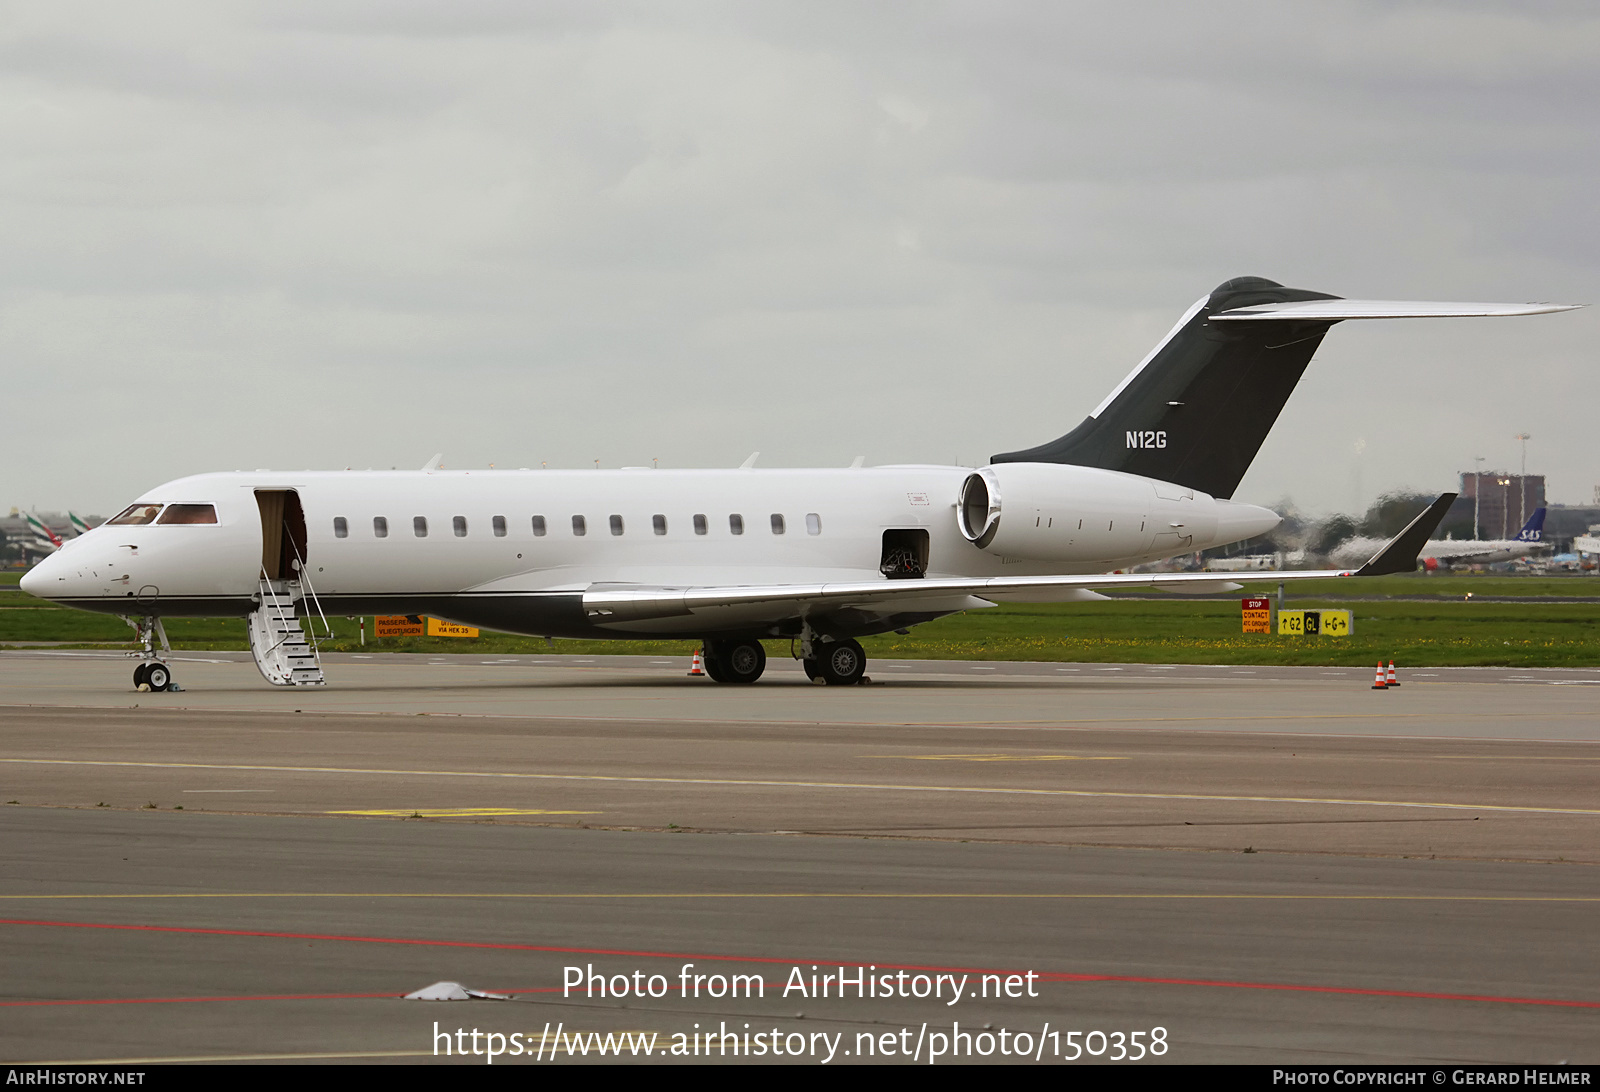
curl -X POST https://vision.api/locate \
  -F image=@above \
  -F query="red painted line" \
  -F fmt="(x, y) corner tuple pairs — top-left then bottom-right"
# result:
(1027, 972), (1600, 1009)
(3, 917), (1595, 1011)
(0, 991), (402, 1007)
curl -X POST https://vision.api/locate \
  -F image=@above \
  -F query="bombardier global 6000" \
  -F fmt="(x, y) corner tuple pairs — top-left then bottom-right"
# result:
(20, 277), (1575, 691)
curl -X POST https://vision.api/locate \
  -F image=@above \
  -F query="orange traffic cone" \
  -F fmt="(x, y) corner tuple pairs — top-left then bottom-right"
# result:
(1372, 661), (1387, 690)
(688, 648), (705, 677)
(1387, 661), (1400, 688)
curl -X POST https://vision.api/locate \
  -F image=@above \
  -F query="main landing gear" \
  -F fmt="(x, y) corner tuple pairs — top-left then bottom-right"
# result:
(124, 616), (180, 692)
(696, 634), (870, 686)
(702, 638), (768, 684)
(803, 638), (867, 686)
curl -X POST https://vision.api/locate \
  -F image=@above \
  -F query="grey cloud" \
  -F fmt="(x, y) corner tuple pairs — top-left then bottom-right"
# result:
(1, 1), (1593, 515)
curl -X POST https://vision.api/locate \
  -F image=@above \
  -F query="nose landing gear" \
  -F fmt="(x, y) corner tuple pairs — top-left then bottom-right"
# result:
(125, 616), (180, 692)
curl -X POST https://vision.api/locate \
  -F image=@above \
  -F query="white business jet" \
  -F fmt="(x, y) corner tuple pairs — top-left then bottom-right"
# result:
(20, 277), (1575, 692)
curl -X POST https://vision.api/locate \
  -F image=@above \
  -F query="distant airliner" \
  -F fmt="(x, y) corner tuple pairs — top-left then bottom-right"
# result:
(1331, 508), (1550, 570)
(19, 277), (1575, 691)
(25, 513), (63, 555)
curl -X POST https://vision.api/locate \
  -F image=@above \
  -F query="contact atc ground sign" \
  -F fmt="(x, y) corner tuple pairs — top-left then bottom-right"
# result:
(1241, 597), (1272, 634)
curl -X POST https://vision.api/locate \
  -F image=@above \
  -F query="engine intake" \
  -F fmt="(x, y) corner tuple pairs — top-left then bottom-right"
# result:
(957, 470), (1001, 549)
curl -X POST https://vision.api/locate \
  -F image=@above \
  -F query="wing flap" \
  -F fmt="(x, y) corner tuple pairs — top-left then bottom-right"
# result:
(579, 497), (1454, 622)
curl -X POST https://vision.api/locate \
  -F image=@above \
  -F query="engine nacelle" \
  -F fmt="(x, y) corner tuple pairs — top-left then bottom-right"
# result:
(956, 463), (1277, 564)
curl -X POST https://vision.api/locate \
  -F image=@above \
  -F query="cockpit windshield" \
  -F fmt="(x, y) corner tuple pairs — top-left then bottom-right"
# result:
(107, 503), (163, 526)
(156, 504), (218, 525)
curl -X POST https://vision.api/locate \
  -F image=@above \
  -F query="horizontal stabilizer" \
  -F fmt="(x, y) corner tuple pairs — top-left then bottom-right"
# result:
(1212, 300), (1579, 321)
(1355, 494), (1458, 577)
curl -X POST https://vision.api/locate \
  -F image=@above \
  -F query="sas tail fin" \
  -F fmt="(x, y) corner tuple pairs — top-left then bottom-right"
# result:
(993, 277), (1577, 500)
(1517, 507), (1547, 543)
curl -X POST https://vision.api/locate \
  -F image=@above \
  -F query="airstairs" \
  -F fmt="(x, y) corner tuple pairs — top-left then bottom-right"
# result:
(247, 574), (327, 687)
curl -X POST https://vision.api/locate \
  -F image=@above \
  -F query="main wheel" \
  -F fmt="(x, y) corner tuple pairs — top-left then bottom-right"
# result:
(145, 662), (171, 690)
(802, 658), (822, 681)
(133, 663), (150, 688)
(706, 639), (765, 684)
(816, 639), (866, 686)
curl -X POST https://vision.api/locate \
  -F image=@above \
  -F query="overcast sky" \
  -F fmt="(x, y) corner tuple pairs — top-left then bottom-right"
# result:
(4, 1), (1596, 517)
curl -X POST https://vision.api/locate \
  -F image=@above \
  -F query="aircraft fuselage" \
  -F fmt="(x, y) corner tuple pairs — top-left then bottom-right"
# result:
(23, 464), (1277, 641)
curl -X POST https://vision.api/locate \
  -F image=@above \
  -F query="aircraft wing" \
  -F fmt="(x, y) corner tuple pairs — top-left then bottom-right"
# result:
(582, 497), (1456, 622)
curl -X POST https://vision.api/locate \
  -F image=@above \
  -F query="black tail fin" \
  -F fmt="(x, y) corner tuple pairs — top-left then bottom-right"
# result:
(992, 277), (1343, 499)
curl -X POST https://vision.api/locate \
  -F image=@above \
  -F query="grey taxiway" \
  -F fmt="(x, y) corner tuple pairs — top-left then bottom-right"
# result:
(1, 650), (1596, 1064)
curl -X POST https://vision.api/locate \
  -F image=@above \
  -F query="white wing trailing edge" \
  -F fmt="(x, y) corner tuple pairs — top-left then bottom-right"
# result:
(579, 496), (1458, 624)
(1211, 300), (1580, 321)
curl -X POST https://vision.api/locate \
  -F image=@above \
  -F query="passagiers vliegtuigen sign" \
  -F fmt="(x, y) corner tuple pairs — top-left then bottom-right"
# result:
(374, 615), (479, 638)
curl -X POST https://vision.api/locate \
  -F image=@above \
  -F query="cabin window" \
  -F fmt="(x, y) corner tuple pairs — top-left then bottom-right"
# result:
(806, 512), (821, 535)
(373, 516), (389, 538)
(652, 514), (667, 536)
(108, 503), (163, 526)
(531, 515), (547, 537)
(729, 514), (744, 535)
(770, 513), (785, 535)
(572, 515), (587, 536)
(693, 514), (707, 536)
(492, 515), (507, 537)
(414, 516), (428, 538)
(609, 514), (625, 536)
(156, 504), (218, 525)
(453, 516), (468, 537)
(333, 517), (348, 539)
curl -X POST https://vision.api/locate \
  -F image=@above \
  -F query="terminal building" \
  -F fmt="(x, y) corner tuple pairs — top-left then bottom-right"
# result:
(1460, 472), (1545, 539)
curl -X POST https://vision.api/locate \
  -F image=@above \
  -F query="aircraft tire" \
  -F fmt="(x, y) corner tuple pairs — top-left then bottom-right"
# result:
(133, 663), (149, 688)
(715, 639), (766, 684)
(146, 662), (171, 691)
(817, 639), (866, 686)
(802, 658), (822, 681)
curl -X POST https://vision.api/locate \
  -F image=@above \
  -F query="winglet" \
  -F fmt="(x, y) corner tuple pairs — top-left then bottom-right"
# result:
(1354, 493), (1457, 576)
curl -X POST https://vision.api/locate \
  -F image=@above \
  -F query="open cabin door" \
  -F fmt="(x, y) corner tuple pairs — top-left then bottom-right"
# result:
(255, 489), (308, 580)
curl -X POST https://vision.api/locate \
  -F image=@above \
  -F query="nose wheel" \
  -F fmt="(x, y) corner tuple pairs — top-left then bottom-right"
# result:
(133, 661), (175, 692)
(126, 615), (179, 691)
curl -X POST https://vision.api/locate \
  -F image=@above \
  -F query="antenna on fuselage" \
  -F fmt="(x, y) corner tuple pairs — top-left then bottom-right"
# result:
(421, 453), (444, 471)
(740, 452), (759, 469)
